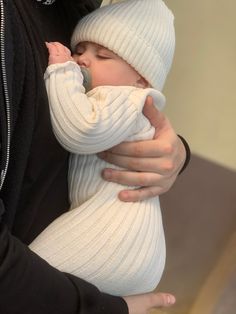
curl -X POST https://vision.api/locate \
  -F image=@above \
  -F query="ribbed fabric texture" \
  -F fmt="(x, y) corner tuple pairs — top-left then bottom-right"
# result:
(30, 61), (166, 296)
(71, 0), (175, 91)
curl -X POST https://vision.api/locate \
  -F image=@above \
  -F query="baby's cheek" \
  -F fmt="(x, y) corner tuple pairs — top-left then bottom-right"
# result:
(91, 70), (109, 88)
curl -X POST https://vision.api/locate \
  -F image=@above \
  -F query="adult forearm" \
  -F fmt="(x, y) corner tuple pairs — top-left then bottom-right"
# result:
(0, 222), (128, 314)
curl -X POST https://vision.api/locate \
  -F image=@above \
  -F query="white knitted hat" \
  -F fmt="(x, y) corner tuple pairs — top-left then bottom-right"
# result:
(71, 0), (175, 91)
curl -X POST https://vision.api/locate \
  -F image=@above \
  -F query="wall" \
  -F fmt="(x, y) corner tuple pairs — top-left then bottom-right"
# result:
(156, 3), (236, 312)
(164, 0), (236, 171)
(102, 0), (236, 170)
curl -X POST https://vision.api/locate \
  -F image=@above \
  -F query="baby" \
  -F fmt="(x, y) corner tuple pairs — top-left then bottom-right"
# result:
(30, 0), (175, 296)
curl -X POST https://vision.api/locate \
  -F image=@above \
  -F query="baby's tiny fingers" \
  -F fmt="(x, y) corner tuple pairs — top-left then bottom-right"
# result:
(63, 45), (72, 56)
(46, 42), (59, 54)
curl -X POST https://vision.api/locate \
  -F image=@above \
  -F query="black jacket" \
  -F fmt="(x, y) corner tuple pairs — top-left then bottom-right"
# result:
(0, 0), (128, 313)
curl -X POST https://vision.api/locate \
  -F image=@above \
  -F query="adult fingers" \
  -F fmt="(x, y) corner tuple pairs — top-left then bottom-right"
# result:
(123, 292), (176, 314)
(102, 139), (172, 158)
(143, 96), (166, 130)
(101, 169), (177, 202)
(98, 152), (176, 174)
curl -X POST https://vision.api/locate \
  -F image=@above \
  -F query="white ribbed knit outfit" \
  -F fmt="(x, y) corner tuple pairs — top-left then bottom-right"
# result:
(30, 0), (175, 296)
(30, 60), (166, 296)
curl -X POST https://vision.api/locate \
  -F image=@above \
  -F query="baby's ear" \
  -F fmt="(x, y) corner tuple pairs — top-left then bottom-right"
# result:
(135, 76), (150, 88)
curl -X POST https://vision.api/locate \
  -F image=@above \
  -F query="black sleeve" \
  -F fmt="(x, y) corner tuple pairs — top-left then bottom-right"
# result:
(0, 219), (128, 314)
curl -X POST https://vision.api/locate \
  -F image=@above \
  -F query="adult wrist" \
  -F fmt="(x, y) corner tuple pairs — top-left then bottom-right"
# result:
(177, 135), (191, 174)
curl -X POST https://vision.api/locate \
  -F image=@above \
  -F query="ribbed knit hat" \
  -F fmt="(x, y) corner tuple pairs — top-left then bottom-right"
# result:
(71, 0), (175, 91)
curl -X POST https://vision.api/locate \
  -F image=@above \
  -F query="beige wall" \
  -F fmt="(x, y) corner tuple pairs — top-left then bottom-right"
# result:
(103, 0), (236, 171)
(163, 0), (236, 171)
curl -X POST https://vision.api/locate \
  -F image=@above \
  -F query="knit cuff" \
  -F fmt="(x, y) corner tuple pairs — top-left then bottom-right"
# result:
(178, 135), (191, 174)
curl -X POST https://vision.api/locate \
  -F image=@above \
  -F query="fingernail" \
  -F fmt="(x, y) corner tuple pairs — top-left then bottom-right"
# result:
(119, 191), (130, 202)
(167, 295), (176, 305)
(103, 169), (112, 180)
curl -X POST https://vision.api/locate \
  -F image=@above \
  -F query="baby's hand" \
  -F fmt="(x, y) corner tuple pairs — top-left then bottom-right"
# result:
(46, 42), (74, 65)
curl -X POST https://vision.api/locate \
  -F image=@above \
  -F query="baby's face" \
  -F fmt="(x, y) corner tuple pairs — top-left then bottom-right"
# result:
(73, 42), (146, 89)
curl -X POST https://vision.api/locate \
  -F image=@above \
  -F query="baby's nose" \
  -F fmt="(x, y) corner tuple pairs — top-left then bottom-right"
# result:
(75, 54), (90, 67)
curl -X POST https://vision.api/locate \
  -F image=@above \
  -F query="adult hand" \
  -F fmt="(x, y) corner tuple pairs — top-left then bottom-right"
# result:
(123, 291), (176, 314)
(98, 96), (186, 202)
